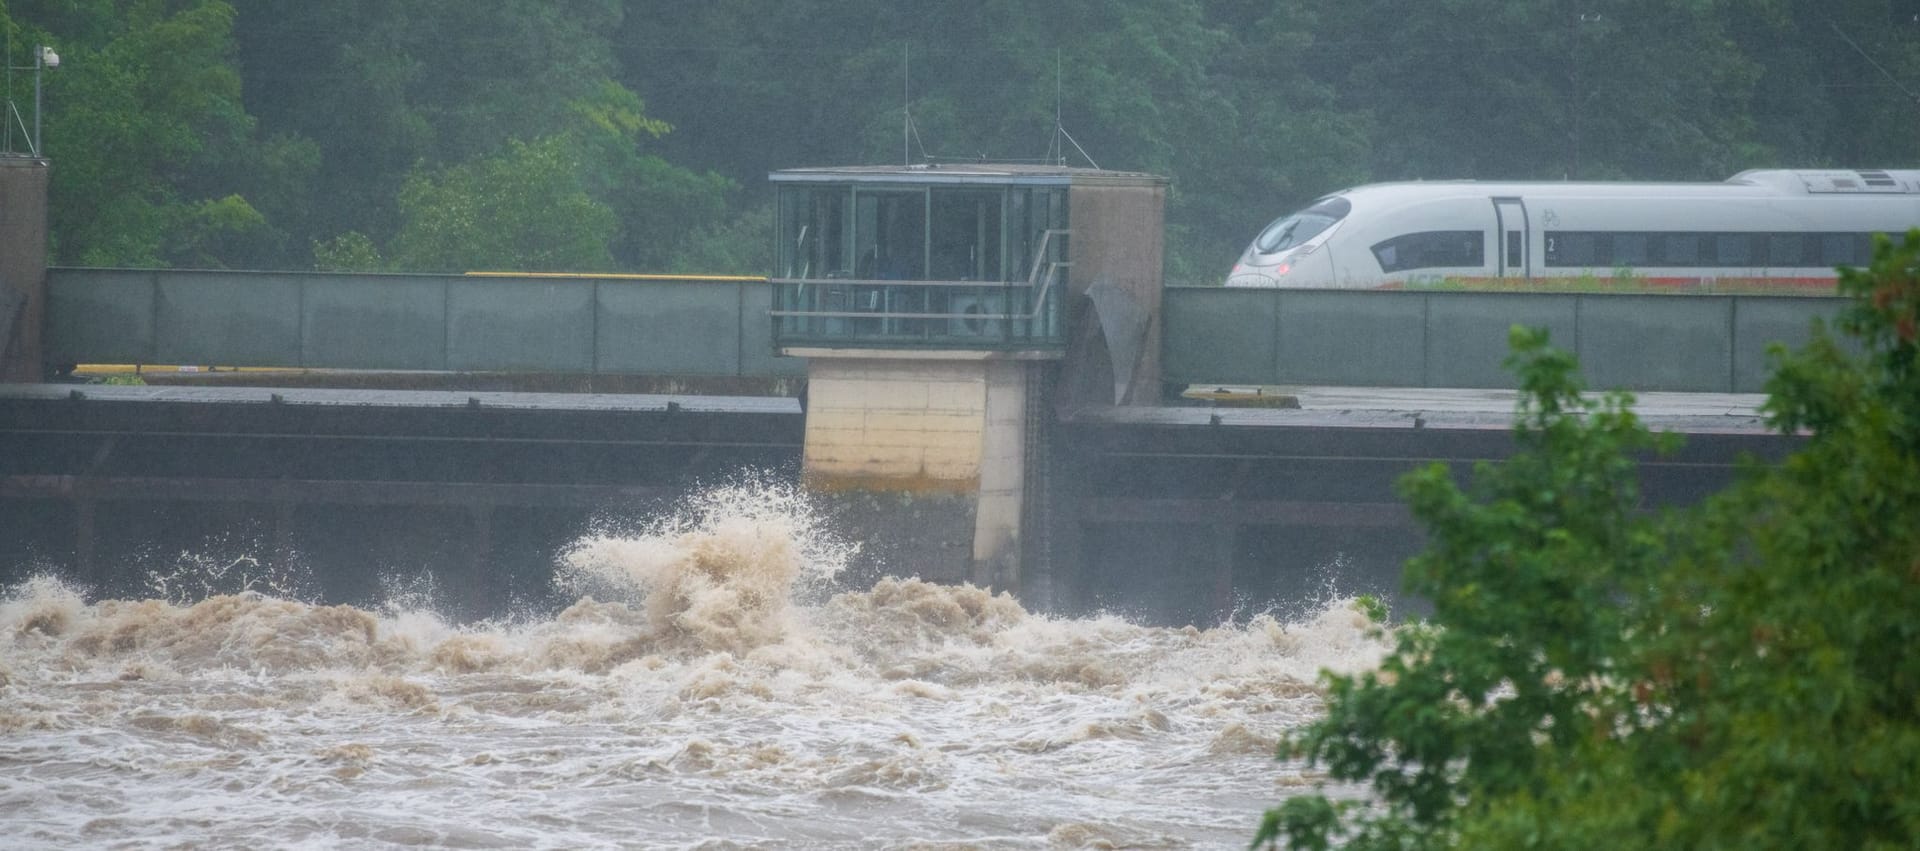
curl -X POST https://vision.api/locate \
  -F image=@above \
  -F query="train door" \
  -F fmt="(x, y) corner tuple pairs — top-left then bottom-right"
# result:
(1492, 197), (1530, 280)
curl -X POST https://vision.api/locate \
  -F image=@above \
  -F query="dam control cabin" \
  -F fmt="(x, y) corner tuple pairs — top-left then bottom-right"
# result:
(767, 163), (1169, 592)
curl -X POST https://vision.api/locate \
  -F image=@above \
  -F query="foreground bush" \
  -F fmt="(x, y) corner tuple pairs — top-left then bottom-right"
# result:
(1258, 230), (1920, 850)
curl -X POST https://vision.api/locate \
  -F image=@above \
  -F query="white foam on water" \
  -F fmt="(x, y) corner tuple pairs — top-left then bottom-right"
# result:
(0, 485), (1391, 848)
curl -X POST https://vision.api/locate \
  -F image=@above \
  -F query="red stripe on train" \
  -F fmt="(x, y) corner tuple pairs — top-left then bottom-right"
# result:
(1381, 276), (1840, 294)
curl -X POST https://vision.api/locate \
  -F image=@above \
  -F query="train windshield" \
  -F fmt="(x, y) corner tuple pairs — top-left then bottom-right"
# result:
(1252, 196), (1351, 254)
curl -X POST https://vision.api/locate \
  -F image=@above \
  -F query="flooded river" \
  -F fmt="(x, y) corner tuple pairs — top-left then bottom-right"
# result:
(0, 483), (1387, 849)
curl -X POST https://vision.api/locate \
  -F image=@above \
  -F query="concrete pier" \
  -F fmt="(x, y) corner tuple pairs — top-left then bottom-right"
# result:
(0, 157), (50, 382)
(795, 352), (1042, 588)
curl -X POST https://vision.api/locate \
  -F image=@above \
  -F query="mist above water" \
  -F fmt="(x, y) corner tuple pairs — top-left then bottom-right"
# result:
(0, 482), (1389, 849)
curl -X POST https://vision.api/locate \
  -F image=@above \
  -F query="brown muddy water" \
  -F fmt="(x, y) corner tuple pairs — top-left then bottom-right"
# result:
(0, 483), (1387, 849)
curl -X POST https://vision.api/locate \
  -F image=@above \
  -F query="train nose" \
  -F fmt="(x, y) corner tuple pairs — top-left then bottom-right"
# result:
(1227, 262), (1288, 287)
(1225, 247), (1334, 287)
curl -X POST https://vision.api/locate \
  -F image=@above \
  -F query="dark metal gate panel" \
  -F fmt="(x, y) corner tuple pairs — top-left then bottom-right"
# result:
(154, 271), (304, 366)
(597, 279), (742, 375)
(1423, 292), (1577, 388)
(45, 268), (796, 378)
(1274, 291), (1427, 386)
(1162, 287), (1847, 392)
(302, 276), (447, 370)
(1160, 287), (1278, 386)
(45, 268), (158, 364)
(1574, 295), (1732, 392)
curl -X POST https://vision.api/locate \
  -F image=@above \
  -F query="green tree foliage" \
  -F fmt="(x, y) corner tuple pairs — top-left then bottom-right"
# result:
(365, 79), (729, 274)
(12, 2), (1920, 274)
(387, 136), (619, 273)
(231, 0), (630, 255)
(311, 231), (383, 273)
(1312, 0), (1768, 181)
(1256, 231), (1920, 849)
(6, 0), (302, 266)
(667, 202), (773, 275)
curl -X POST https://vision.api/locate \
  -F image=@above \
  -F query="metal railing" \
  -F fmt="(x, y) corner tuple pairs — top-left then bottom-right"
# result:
(771, 230), (1070, 350)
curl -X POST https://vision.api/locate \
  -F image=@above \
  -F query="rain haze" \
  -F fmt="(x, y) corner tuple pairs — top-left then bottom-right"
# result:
(2, 2), (1917, 848)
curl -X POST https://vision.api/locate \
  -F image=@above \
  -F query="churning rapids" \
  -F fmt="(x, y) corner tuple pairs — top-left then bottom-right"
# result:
(0, 484), (1389, 849)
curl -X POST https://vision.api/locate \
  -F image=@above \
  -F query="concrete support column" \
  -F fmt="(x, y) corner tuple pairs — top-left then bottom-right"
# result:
(972, 359), (1028, 590)
(0, 157), (51, 382)
(798, 352), (1048, 593)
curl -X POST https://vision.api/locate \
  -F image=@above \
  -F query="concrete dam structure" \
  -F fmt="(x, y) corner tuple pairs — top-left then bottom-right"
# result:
(0, 159), (1822, 624)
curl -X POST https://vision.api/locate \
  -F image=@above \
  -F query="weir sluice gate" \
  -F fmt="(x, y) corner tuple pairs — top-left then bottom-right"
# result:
(1, 162), (1816, 624)
(0, 379), (1798, 625)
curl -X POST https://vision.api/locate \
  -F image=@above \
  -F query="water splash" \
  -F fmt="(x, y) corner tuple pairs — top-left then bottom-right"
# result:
(0, 481), (1395, 848)
(143, 552), (312, 606)
(556, 478), (855, 656)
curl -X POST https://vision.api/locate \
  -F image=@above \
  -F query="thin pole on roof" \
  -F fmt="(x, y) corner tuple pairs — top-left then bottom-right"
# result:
(903, 44), (911, 165)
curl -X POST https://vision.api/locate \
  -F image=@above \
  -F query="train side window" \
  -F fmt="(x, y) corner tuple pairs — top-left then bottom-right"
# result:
(1661, 234), (1700, 266)
(1714, 234), (1752, 266)
(1539, 231), (1880, 269)
(1612, 233), (1650, 266)
(1768, 234), (1806, 266)
(1371, 230), (1484, 273)
(1820, 233), (1856, 267)
(1545, 231), (1596, 266)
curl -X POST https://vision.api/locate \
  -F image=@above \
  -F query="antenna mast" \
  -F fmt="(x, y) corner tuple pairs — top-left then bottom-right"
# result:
(903, 44), (911, 165)
(1051, 51), (1099, 170)
(1054, 51), (1063, 164)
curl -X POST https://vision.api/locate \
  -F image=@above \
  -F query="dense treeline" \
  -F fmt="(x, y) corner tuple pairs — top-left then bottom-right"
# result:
(3, 0), (1917, 281)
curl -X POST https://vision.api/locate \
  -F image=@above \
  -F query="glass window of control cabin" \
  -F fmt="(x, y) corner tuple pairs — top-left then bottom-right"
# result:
(778, 186), (847, 279)
(855, 191), (925, 280)
(1004, 187), (1069, 283)
(930, 189), (1004, 281)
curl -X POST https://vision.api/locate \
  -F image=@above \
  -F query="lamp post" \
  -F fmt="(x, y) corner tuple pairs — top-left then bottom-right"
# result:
(4, 41), (58, 156)
(36, 45), (59, 155)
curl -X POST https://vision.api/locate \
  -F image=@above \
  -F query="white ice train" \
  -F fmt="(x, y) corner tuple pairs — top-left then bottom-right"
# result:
(1224, 169), (1920, 291)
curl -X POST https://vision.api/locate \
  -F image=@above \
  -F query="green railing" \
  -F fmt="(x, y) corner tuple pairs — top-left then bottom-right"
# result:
(771, 230), (1070, 351)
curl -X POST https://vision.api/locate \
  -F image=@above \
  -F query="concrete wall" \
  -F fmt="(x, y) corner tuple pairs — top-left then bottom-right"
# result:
(800, 354), (1038, 591)
(0, 158), (50, 382)
(802, 357), (995, 492)
(1065, 181), (1166, 404)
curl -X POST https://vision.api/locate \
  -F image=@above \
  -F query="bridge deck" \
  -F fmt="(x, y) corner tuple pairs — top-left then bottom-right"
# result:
(0, 383), (801, 415)
(1072, 386), (1773, 435)
(0, 383), (805, 508)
